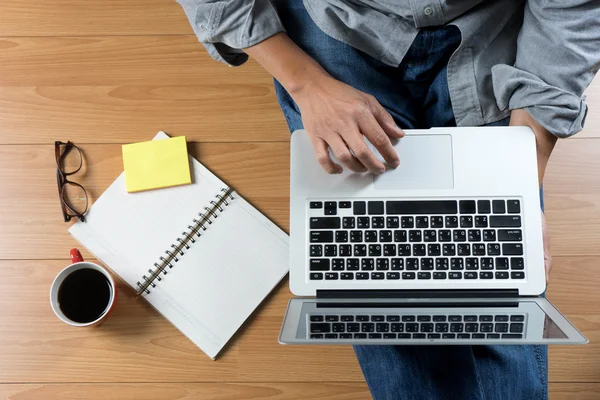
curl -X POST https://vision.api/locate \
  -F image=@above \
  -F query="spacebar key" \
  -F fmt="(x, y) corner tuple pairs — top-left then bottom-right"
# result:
(386, 201), (458, 215)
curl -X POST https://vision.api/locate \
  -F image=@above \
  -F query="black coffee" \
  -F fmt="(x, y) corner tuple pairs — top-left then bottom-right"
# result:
(58, 268), (112, 323)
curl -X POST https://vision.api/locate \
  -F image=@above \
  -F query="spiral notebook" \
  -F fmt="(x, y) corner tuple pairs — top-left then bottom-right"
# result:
(69, 132), (289, 359)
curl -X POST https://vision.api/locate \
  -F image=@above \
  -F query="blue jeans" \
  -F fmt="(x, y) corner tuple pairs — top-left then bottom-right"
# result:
(273, 1), (548, 399)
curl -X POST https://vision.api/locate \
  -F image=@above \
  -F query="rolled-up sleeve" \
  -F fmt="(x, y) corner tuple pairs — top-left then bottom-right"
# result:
(492, 0), (600, 137)
(177, 0), (285, 66)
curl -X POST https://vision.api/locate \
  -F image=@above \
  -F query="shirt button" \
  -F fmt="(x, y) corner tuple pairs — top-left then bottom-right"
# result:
(424, 6), (434, 16)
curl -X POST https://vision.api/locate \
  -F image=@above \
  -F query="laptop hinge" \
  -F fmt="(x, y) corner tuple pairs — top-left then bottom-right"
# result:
(316, 289), (519, 299)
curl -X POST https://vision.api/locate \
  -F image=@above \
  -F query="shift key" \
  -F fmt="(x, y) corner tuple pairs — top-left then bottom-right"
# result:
(498, 229), (522, 241)
(490, 216), (521, 227)
(310, 217), (341, 229)
(310, 231), (334, 243)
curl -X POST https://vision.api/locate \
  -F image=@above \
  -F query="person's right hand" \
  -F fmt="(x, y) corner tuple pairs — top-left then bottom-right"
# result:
(291, 74), (404, 174)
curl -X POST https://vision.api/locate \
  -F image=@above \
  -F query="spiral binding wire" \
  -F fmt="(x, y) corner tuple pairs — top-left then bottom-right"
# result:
(136, 187), (235, 295)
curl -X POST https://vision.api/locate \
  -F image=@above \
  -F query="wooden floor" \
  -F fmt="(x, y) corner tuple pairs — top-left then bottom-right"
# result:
(1, 1), (599, 399)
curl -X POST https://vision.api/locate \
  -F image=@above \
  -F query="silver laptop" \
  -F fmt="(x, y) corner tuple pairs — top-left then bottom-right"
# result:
(280, 127), (587, 345)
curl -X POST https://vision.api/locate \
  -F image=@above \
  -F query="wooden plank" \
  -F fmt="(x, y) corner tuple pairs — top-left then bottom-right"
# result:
(0, 37), (289, 144)
(0, 256), (597, 383)
(0, 383), (371, 400)
(1, 139), (599, 260)
(0, 0), (190, 36)
(549, 383), (600, 400)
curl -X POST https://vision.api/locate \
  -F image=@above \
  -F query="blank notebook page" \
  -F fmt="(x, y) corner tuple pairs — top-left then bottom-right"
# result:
(69, 132), (289, 359)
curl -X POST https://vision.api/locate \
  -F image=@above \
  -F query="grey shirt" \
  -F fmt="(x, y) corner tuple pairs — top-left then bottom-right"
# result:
(177, 0), (600, 137)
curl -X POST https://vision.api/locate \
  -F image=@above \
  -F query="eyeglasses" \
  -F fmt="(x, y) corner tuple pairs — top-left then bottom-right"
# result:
(55, 141), (89, 222)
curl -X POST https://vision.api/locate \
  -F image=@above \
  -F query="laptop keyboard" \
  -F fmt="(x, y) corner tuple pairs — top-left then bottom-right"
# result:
(308, 199), (525, 281)
(308, 313), (526, 340)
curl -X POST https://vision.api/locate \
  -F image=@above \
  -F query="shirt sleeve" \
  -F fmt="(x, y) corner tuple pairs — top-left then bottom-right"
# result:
(176, 0), (285, 66)
(491, 0), (600, 138)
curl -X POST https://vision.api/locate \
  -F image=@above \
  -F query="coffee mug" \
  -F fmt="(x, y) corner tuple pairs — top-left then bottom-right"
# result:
(50, 249), (116, 326)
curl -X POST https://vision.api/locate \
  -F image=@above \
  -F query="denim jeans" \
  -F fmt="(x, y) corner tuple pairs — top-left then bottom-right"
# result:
(272, 1), (548, 399)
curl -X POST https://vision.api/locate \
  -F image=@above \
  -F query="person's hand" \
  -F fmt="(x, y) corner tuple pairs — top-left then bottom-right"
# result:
(291, 74), (404, 174)
(541, 211), (552, 283)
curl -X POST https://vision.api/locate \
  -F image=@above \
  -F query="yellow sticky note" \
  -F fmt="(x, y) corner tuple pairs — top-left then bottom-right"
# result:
(122, 136), (192, 193)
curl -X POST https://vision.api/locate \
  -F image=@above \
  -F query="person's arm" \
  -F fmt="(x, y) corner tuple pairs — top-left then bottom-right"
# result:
(494, 0), (600, 184)
(245, 33), (404, 174)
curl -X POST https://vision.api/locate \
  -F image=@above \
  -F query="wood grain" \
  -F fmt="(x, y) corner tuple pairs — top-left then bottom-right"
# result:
(0, 0), (190, 36)
(0, 36), (289, 144)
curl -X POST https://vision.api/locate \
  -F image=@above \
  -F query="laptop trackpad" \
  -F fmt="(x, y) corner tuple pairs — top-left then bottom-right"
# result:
(373, 135), (454, 190)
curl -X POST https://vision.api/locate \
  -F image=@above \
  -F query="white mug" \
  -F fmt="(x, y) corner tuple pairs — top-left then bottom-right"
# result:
(50, 249), (117, 327)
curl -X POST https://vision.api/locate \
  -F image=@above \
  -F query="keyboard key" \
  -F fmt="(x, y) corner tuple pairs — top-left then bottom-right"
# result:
(443, 243), (456, 256)
(383, 333), (397, 339)
(311, 323), (331, 333)
(475, 216), (488, 228)
(460, 216), (473, 228)
(376, 258), (390, 270)
(468, 229), (481, 242)
(465, 323), (479, 333)
(379, 230), (393, 242)
(341, 316), (354, 323)
(479, 315), (493, 322)
(398, 244), (411, 256)
(456, 333), (470, 339)
(361, 323), (375, 332)
(511, 257), (525, 270)
(310, 217), (341, 230)
(495, 315), (509, 322)
(402, 272), (416, 279)
(326, 315), (339, 322)
(421, 258), (434, 270)
(510, 323), (524, 333)
(372, 216), (385, 228)
(424, 230), (437, 242)
(356, 272), (369, 280)
(347, 258), (360, 270)
(502, 243), (523, 255)
(445, 216), (458, 228)
(371, 315), (385, 322)
(394, 230), (408, 242)
(324, 245), (337, 256)
(449, 272), (462, 279)
(465, 272), (477, 279)
(376, 323), (389, 332)
(487, 334), (501, 339)
(350, 231), (363, 243)
(427, 334), (441, 339)
(480, 271), (493, 279)
(496, 257), (509, 270)
(343, 217), (355, 229)
(507, 200), (520, 214)
(511, 315), (525, 322)
(387, 216), (400, 228)
(399, 333), (414, 339)
(387, 315), (401, 322)
(325, 272), (339, 280)
(431, 216), (444, 228)
(409, 230), (422, 242)
(459, 200), (476, 214)
(309, 201), (323, 209)
(340, 333), (353, 339)
(502, 334), (523, 339)
(338, 201), (351, 209)
(371, 272), (385, 280)
(340, 272), (354, 280)
(406, 259), (418, 270)
(417, 272), (431, 279)
(495, 271), (509, 279)
(339, 245), (352, 257)
(361, 258), (374, 270)
(453, 230), (466, 242)
(477, 200), (491, 214)
(511, 271), (525, 279)
(413, 244), (426, 256)
(472, 333), (486, 339)
(344, 323), (359, 332)
(417, 315), (431, 322)
(310, 231), (333, 243)
(487, 243), (501, 256)
(492, 200), (506, 214)
(439, 230), (452, 242)
(449, 315), (462, 322)
(464, 315), (478, 322)
(402, 316), (416, 322)
(490, 215), (521, 228)
(465, 258), (479, 270)
(310, 315), (324, 322)
(353, 201), (366, 215)
(416, 216), (429, 228)
(498, 229), (522, 241)
(481, 258), (494, 270)
(480, 323), (494, 333)
(354, 333), (367, 339)
(310, 334), (324, 339)
(386, 200), (458, 215)
(310, 272), (323, 280)
(335, 230), (348, 243)
(421, 323), (434, 333)
(483, 230), (496, 241)
(310, 245), (322, 257)
(450, 323), (464, 333)
(354, 244), (367, 256)
(472, 243), (485, 255)
(435, 258), (449, 270)
(368, 333), (382, 339)
(387, 271), (400, 280)
(383, 244), (396, 257)
(324, 209), (336, 216)
(451, 258), (464, 270)
(391, 258), (404, 270)
(357, 315), (370, 322)
(401, 216), (414, 228)
(357, 217), (370, 228)
(368, 244), (382, 256)
(323, 333), (337, 339)
(330, 264), (344, 274)
(433, 315), (447, 322)
(391, 323), (404, 332)
(457, 243), (471, 256)
(368, 201), (384, 215)
(435, 323), (449, 333)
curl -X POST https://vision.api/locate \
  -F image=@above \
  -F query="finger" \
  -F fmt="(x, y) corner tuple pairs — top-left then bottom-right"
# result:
(359, 114), (400, 168)
(309, 135), (342, 174)
(344, 130), (386, 174)
(328, 134), (367, 173)
(371, 101), (405, 140)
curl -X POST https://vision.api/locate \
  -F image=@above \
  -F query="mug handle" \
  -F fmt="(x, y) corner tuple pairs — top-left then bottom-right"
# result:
(70, 248), (84, 263)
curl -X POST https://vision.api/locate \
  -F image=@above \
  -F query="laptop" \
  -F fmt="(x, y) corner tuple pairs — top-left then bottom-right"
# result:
(280, 127), (587, 345)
